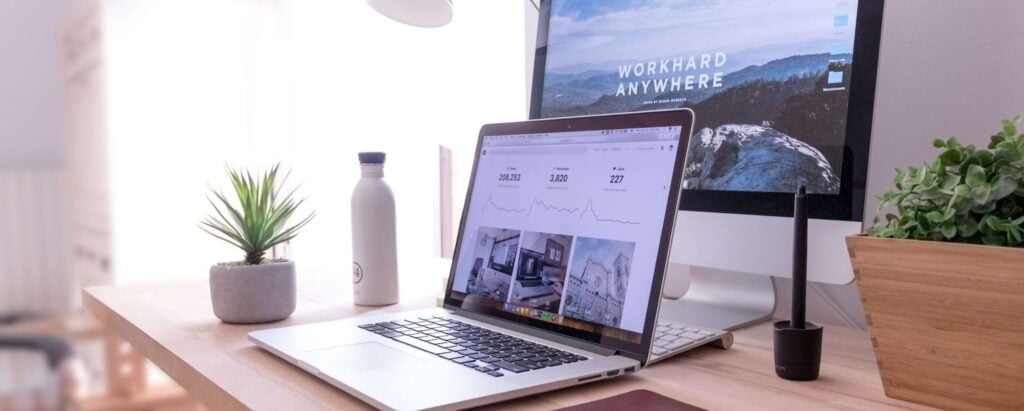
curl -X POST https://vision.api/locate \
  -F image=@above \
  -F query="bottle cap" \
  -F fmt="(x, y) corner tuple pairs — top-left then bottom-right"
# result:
(358, 152), (386, 164)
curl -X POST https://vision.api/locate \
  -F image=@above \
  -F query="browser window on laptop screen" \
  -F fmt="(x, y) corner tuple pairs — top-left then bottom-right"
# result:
(446, 125), (682, 347)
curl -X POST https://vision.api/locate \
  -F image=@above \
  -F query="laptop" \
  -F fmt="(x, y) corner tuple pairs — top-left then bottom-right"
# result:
(249, 109), (730, 410)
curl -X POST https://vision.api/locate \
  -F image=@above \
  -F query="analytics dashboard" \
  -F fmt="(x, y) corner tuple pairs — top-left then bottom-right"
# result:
(450, 126), (682, 336)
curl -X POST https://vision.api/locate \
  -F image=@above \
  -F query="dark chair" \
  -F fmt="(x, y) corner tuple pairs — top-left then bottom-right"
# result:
(0, 314), (73, 410)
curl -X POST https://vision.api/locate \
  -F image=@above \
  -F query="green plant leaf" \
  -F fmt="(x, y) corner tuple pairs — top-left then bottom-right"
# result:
(868, 116), (1024, 246)
(940, 223), (957, 239)
(939, 149), (963, 166)
(990, 174), (1017, 200)
(975, 150), (994, 167)
(939, 174), (960, 190)
(965, 164), (987, 187)
(969, 184), (991, 204)
(958, 217), (979, 238)
(982, 235), (1005, 246)
(199, 163), (315, 263)
(1003, 118), (1019, 137)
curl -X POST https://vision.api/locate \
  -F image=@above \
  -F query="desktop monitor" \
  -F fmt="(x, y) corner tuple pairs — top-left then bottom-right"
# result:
(530, 0), (884, 328)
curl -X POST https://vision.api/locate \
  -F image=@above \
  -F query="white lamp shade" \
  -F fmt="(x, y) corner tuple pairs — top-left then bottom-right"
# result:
(366, 0), (454, 28)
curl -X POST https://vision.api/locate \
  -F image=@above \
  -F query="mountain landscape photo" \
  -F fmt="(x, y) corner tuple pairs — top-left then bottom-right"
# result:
(540, 0), (860, 194)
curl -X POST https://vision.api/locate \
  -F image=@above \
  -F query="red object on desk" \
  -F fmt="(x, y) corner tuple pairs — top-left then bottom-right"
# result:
(555, 390), (704, 411)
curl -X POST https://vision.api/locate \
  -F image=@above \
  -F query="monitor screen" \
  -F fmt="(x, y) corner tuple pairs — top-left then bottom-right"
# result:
(531, 0), (883, 220)
(446, 124), (683, 350)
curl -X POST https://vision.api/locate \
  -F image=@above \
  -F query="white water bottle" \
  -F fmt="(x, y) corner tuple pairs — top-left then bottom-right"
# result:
(351, 152), (399, 305)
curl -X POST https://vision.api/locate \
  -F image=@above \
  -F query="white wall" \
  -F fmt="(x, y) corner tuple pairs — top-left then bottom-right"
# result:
(99, 0), (526, 284)
(864, 1), (1024, 219)
(0, 0), (74, 314)
(524, 1), (1024, 329)
(807, 1), (1024, 329)
(0, 0), (72, 168)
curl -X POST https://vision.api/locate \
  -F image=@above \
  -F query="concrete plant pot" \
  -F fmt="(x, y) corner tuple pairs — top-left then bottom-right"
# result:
(209, 260), (296, 324)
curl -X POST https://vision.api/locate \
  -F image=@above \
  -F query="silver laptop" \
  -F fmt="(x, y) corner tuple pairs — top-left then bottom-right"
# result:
(249, 109), (728, 410)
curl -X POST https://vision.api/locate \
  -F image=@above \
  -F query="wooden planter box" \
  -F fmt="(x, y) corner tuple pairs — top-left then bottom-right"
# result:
(846, 235), (1024, 410)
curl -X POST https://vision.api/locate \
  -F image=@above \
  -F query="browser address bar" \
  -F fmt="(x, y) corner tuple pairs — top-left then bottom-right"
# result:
(484, 146), (588, 156)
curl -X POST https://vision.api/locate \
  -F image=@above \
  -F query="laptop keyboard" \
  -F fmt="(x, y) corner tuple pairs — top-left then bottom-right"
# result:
(359, 315), (587, 377)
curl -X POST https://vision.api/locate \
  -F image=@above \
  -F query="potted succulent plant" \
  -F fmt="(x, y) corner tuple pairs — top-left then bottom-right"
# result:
(846, 117), (1024, 410)
(199, 164), (315, 324)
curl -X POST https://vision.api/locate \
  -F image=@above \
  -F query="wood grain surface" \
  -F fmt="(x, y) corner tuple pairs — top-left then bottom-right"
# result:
(848, 235), (1024, 410)
(83, 266), (933, 411)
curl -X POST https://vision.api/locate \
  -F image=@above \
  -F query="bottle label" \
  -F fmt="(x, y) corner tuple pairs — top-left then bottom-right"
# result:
(352, 262), (364, 284)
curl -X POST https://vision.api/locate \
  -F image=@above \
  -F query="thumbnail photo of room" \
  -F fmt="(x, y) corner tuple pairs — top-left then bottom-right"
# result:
(509, 232), (573, 313)
(562, 237), (636, 328)
(465, 227), (520, 301)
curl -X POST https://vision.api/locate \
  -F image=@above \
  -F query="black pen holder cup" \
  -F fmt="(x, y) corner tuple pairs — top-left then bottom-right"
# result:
(772, 320), (823, 381)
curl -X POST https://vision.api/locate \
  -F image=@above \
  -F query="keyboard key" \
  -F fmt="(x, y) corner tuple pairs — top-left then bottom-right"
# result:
(652, 347), (669, 355)
(666, 339), (694, 350)
(361, 317), (583, 374)
(440, 352), (463, 360)
(682, 332), (705, 340)
(515, 360), (544, 370)
(494, 361), (529, 373)
(487, 371), (504, 377)
(393, 336), (449, 355)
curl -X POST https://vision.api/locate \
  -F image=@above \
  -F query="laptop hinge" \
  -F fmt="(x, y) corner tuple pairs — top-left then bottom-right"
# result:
(451, 309), (618, 357)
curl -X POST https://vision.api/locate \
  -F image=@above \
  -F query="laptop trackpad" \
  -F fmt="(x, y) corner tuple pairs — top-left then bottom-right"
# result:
(301, 342), (423, 374)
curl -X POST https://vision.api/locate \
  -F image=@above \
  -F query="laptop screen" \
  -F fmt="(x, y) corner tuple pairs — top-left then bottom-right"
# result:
(446, 117), (686, 355)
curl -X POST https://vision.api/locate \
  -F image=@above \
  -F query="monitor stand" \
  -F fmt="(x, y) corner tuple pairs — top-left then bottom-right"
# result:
(657, 264), (776, 331)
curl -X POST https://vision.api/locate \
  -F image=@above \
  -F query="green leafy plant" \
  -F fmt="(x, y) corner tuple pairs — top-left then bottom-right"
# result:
(868, 116), (1024, 246)
(200, 164), (315, 265)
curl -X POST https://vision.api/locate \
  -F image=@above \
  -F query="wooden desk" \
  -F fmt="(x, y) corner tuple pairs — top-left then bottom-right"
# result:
(83, 278), (932, 410)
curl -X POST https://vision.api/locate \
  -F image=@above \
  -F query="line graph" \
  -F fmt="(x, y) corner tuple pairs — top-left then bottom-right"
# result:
(481, 195), (640, 225)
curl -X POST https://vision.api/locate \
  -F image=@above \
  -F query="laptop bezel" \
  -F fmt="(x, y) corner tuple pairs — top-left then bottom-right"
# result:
(442, 109), (694, 364)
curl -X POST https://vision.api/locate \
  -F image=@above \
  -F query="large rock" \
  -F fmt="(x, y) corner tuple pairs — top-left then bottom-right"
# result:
(683, 124), (839, 193)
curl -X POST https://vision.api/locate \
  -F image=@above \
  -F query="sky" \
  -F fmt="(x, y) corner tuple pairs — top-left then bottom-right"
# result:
(545, 0), (858, 72)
